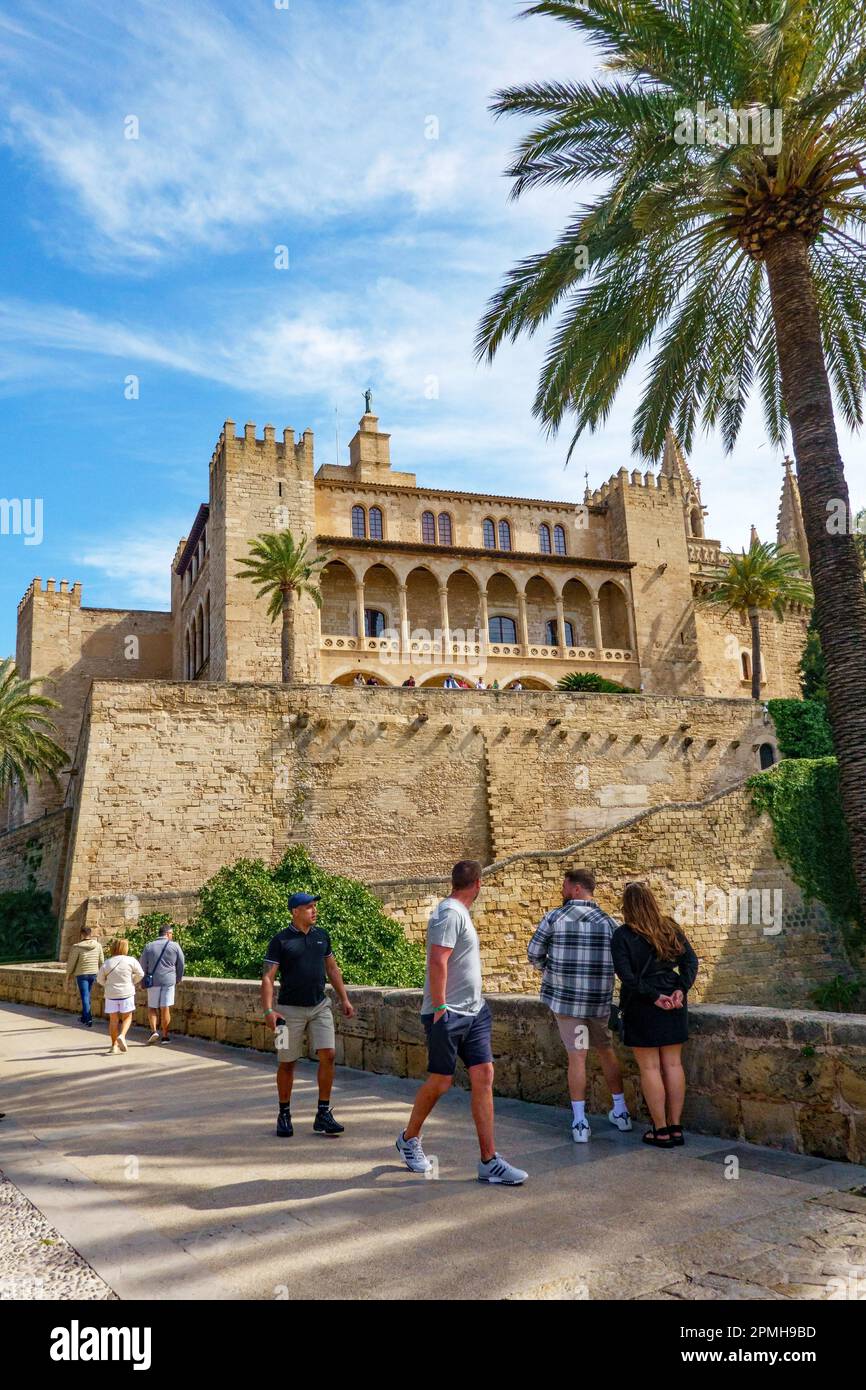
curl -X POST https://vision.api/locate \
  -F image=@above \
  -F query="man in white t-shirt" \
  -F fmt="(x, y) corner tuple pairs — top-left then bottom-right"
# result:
(395, 860), (528, 1185)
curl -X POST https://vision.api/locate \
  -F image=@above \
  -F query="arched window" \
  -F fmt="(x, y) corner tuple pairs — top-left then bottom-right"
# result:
(489, 615), (518, 643)
(438, 513), (452, 546)
(352, 505), (367, 538)
(195, 610), (203, 672)
(421, 511), (436, 544)
(364, 609), (386, 637)
(191, 551), (198, 582)
(554, 525), (567, 555)
(369, 507), (383, 540)
(546, 618), (574, 646)
(741, 651), (751, 681)
(498, 519), (512, 551)
(482, 518), (496, 549)
(759, 743), (776, 770)
(539, 524), (552, 554)
(184, 630), (191, 680)
(204, 592), (211, 662)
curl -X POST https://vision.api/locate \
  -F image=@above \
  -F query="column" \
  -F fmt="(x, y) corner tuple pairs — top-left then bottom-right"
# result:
(517, 590), (529, 650)
(439, 585), (451, 659)
(479, 590), (489, 649)
(591, 596), (603, 654)
(555, 594), (566, 650)
(398, 584), (410, 655)
(355, 579), (366, 646)
(625, 593), (637, 655)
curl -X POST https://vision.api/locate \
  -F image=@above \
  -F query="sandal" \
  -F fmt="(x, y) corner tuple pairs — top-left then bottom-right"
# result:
(666, 1125), (685, 1146)
(642, 1126), (675, 1148)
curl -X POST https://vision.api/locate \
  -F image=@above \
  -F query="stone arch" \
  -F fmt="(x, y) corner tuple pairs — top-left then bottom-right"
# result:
(486, 571), (520, 643)
(196, 601), (205, 669)
(524, 574), (557, 645)
(505, 674), (555, 690)
(405, 565), (440, 637)
(446, 568), (481, 638)
(598, 579), (630, 649)
(362, 563), (400, 637)
(561, 578), (593, 647)
(330, 668), (395, 687)
(320, 560), (357, 635)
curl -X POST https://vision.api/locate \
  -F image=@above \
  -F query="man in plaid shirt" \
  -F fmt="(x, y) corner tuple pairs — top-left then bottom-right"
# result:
(527, 868), (632, 1142)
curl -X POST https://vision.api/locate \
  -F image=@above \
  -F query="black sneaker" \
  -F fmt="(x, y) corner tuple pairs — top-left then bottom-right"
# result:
(276, 1109), (294, 1138)
(313, 1107), (344, 1136)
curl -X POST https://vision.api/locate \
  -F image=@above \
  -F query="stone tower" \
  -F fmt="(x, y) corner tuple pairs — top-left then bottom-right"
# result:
(776, 457), (810, 576)
(204, 420), (321, 683)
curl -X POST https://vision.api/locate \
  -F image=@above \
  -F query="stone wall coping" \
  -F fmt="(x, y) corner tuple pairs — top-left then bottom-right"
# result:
(0, 808), (69, 844)
(3, 965), (862, 1039)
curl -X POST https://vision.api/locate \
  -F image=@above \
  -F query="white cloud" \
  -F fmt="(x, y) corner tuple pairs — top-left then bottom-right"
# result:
(77, 525), (183, 609)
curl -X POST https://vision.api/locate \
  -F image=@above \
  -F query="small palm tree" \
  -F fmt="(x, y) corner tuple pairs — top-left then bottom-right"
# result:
(701, 541), (813, 699)
(236, 532), (330, 684)
(0, 657), (68, 800)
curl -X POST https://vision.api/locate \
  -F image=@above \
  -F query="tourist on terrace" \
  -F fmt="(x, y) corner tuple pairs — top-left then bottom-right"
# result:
(65, 926), (104, 1028)
(96, 939), (144, 1055)
(396, 860), (528, 1186)
(528, 869), (631, 1142)
(261, 892), (355, 1138)
(611, 883), (699, 1149)
(443, 673), (460, 689)
(352, 674), (365, 687)
(139, 924), (185, 1045)
(402, 675), (417, 687)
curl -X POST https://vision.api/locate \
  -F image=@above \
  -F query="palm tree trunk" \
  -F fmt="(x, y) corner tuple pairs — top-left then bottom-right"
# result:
(765, 232), (866, 918)
(280, 589), (295, 685)
(748, 607), (761, 702)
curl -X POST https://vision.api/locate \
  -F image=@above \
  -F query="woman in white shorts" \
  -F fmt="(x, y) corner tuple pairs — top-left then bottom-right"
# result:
(96, 939), (144, 1055)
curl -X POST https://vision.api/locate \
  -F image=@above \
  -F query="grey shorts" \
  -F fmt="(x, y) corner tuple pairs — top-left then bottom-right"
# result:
(274, 999), (335, 1063)
(147, 985), (175, 1008)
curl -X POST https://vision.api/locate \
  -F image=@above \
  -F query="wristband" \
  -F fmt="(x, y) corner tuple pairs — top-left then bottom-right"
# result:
(264, 1009), (277, 1018)
(433, 1004), (448, 1013)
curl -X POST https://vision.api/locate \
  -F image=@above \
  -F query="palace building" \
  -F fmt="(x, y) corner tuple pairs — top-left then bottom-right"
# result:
(8, 406), (810, 829)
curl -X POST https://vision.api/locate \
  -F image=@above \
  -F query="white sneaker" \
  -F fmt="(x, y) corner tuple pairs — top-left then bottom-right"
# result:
(477, 1153), (527, 1185)
(608, 1108), (632, 1132)
(108, 1042), (120, 1055)
(572, 1119), (591, 1143)
(117, 1036), (128, 1053)
(395, 1131), (432, 1173)
(147, 1032), (160, 1045)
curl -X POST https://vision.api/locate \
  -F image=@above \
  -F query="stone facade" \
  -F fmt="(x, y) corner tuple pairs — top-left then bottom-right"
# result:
(2, 966), (863, 1164)
(46, 682), (779, 955)
(0, 809), (70, 914)
(376, 783), (854, 1007)
(5, 413), (809, 833)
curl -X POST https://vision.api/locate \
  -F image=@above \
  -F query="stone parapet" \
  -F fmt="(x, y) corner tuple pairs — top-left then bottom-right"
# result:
(2, 967), (864, 1164)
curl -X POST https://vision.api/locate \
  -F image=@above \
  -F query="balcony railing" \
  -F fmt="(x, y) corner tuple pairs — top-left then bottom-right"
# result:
(320, 635), (634, 663)
(688, 538), (722, 567)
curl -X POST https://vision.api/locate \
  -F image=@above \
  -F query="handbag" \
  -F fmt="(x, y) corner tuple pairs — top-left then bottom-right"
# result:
(143, 938), (172, 990)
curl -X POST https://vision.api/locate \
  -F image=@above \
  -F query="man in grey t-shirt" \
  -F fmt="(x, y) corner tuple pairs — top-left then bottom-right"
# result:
(395, 860), (528, 1186)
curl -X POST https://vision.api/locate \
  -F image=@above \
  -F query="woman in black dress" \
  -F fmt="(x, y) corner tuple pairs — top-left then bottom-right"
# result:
(611, 883), (699, 1149)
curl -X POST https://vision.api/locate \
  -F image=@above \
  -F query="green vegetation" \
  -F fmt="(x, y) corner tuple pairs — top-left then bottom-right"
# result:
(798, 615), (828, 705)
(811, 975), (864, 1013)
(0, 657), (67, 801)
(125, 846), (425, 988)
(557, 672), (634, 694)
(0, 888), (56, 963)
(749, 760), (861, 937)
(767, 699), (834, 760)
(236, 530), (330, 684)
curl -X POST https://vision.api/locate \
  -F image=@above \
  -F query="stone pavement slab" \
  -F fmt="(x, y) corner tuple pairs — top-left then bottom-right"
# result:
(3, 1001), (866, 1301)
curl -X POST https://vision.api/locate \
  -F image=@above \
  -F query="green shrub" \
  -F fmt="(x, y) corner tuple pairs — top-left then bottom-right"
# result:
(0, 888), (56, 962)
(557, 671), (635, 693)
(125, 848), (425, 988)
(767, 698), (834, 758)
(811, 975), (864, 1012)
(749, 758), (861, 935)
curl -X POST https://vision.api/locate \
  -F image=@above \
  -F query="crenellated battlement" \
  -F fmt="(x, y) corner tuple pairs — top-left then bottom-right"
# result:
(17, 577), (82, 615)
(586, 468), (682, 507)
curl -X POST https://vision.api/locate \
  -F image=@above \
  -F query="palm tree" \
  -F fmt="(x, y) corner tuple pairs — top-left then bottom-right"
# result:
(477, 0), (866, 914)
(0, 658), (68, 800)
(236, 532), (330, 684)
(700, 541), (813, 699)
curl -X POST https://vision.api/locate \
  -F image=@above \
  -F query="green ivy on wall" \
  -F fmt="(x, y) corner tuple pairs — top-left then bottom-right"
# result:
(749, 758), (861, 938)
(0, 888), (56, 963)
(766, 698), (834, 759)
(124, 846), (426, 988)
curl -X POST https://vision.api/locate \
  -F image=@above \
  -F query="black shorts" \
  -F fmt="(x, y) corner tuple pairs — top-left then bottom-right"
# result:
(422, 1002), (493, 1076)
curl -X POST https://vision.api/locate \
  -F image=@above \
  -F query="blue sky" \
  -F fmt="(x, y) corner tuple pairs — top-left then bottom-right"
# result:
(1, 0), (863, 658)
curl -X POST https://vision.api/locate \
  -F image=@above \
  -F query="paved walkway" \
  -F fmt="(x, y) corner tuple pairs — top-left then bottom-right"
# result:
(3, 1001), (866, 1301)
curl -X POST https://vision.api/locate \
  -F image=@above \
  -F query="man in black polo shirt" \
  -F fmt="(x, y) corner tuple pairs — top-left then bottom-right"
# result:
(261, 892), (355, 1137)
